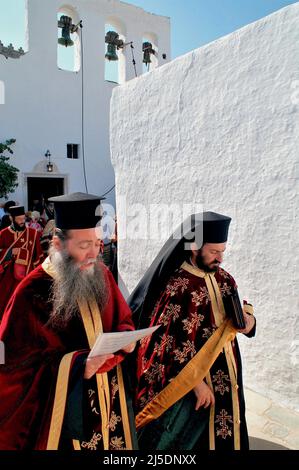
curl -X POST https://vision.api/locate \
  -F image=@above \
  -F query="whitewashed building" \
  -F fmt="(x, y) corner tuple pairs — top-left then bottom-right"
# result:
(0, 0), (170, 208)
(111, 3), (299, 448)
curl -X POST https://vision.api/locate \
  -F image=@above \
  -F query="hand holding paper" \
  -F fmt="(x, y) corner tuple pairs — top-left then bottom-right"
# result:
(88, 325), (160, 358)
(84, 353), (114, 379)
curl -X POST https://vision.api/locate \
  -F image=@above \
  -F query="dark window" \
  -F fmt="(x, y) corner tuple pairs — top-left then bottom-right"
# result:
(67, 143), (79, 159)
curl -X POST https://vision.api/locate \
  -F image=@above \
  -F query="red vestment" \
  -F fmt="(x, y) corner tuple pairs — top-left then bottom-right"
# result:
(0, 226), (44, 317)
(134, 262), (255, 450)
(0, 261), (135, 450)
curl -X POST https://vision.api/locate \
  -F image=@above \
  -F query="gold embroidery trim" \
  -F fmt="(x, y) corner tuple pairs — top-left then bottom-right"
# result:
(14, 229), (31, 272)
(42, 256), (57, 278)
(209, 274), (227, 325)
(0, 228), (26, 264)
(182, 261), (225, 327)
(14, 259), (27, 266)
(26, 229), (36, 274)
(46, 351), (78, 450)
(208, 271), (241, 449)
(171, 260), (239, 451)
(117, 364), (133, 450)
(72, 439), (81, 450)
(88, 299), (111, 444)
(89, 298), (101, 336)
(225, 342), (240, 450)
(78, 298), (110, 450)
(204, 275), (222, 327)
(136, 319), (236, 429)
(181, 261), (206, 278)
(15, 233), (30, 269)
(44, 258), (130, 451)
(206, 371), (215, 450)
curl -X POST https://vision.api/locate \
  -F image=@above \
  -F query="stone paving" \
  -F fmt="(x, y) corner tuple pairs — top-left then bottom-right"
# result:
(245, 388), (299, 450)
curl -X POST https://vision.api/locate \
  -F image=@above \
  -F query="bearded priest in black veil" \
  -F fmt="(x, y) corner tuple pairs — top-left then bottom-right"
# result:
(128, 211), (256, 450)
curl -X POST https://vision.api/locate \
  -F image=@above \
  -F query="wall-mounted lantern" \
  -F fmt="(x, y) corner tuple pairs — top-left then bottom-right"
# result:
(45, 149), (53, 172)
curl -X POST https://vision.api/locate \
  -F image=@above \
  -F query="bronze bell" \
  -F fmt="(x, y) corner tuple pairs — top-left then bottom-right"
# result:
(143, 42), (154, 64)
(105, 43), (118, 61)
(58, 15), (74, 47)
(105, 31), (123, 61)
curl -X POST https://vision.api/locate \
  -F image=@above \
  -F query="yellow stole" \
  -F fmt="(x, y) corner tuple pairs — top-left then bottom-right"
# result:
(43, 258), (133, 450)
(136, 261), (241, 450)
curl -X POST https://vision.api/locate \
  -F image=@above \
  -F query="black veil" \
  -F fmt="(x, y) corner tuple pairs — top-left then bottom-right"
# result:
(128, 213), (204, 328)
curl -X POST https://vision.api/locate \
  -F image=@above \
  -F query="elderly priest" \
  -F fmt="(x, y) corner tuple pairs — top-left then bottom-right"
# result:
(0, 193), (136, 450)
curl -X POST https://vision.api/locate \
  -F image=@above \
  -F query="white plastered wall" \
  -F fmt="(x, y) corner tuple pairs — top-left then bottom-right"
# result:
(111, 4), (299, 414)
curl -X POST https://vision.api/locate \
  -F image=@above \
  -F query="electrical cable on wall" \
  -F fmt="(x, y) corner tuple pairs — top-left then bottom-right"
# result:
(101, 184), (115, 198)
(80, 22), (115, 197)
(79, 22), (89, 193)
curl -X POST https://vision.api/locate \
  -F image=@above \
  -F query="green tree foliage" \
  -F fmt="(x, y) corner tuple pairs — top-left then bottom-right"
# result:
(0, 139), (19, 199)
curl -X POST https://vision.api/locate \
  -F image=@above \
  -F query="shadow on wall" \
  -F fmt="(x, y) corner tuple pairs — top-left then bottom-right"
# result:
(249, 437), (289, 450)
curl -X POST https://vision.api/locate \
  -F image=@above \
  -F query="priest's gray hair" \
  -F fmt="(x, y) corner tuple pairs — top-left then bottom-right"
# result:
(47, 242), (108, 329)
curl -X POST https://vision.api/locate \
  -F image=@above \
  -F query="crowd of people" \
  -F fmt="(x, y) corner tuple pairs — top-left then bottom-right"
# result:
(0, 193), (256, 451)
(0, 199), (117, 268)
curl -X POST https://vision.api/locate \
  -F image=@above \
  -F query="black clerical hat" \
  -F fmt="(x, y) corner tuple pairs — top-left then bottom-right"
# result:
(200, 211), (231, 244)
(8, 205), (25, 217)
(48, 192), (105, 230)
(128, 210), (232, 329)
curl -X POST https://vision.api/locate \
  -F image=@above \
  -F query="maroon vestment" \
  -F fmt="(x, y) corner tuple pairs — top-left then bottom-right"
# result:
(135, 262), (255, 450)
(0, 261), (135, 450)
(0, 226), (44, 317)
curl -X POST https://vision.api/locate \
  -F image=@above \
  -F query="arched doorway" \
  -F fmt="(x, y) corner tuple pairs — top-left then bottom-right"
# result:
(27, 176), (65, 211)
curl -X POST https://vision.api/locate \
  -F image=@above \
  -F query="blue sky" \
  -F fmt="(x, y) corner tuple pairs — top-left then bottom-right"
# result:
(128, 0), (298, 57)
(0, 0), (297, 58)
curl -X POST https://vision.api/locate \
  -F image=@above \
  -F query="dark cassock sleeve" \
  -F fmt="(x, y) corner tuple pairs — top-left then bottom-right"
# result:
(0, 229), (13, 267)
(95, 267), (135, 374)
(221, 269), (257, 339)
(0, 276), (73, 450)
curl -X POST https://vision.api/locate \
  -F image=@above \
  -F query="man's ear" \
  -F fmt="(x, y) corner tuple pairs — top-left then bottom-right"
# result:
(52, 235), (62, 251)
(190, 242), (199, 256)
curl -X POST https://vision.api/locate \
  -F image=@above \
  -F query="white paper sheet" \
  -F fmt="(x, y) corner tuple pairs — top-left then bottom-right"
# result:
(88, 325), (160, 358)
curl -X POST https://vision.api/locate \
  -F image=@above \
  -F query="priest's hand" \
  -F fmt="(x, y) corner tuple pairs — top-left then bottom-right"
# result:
(238, 312), (255, 335)
(84, 354), (114, 379)
(121, 341), (136, 353)
(193, 381), (215, 410)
